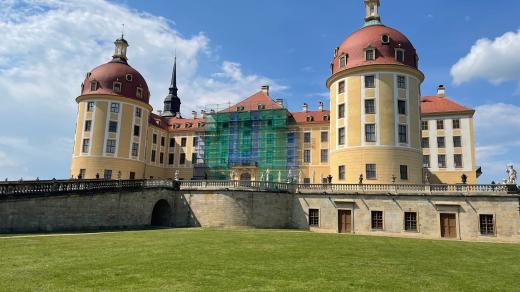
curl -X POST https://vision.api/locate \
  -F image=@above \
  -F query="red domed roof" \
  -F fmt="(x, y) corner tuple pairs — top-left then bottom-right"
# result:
(81, 61), (150, 104)
(331, 25), (418, 75)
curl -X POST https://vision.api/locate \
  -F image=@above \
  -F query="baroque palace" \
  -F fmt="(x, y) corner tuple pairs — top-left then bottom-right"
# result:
(17, 0), (510, 242)
(71, 3), (478, 186)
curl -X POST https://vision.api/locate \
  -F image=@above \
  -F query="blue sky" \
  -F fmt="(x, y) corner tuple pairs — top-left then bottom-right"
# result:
(0, 0), (519, 183)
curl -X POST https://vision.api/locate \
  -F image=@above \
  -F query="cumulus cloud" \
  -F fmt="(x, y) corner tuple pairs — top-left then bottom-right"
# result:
(451, 29), (520, 89)
(473, 103), (520, 182)
(0, 0), (286, 179)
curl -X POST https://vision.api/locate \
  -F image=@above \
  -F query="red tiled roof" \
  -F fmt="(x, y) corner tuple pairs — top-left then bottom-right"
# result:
(220, 91), (282, 113)
(290, 110), (331, 124)
(149, 113), (206, 132)
(421, 95), (474, 116)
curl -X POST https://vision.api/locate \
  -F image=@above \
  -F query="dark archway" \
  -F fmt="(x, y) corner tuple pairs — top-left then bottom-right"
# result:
(151, 199), (172, 227)
(240, 173), (251, 181)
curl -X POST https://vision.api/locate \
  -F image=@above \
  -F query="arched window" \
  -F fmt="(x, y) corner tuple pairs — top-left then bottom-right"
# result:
(90, 80), (98, 91)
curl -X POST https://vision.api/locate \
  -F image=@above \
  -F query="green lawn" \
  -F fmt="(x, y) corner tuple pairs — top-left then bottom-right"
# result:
(1, 229), (519, 291)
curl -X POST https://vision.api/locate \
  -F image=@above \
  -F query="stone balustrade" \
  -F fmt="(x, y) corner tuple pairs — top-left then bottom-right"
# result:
(0, 179), (516, 198)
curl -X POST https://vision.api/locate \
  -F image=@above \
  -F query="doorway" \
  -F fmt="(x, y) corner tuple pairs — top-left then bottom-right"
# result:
(440, 213), (457, 238)
(338, 210), (352, 233)
(151, 199), (172, 227)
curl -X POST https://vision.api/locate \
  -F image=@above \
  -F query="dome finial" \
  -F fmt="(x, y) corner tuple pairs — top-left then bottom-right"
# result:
(364, 0), (382, 26)
(112, 33), (129, 63)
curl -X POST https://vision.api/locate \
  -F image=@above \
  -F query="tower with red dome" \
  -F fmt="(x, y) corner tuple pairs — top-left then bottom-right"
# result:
(71, 36), (153, 179)
(326, 0), (424, 184)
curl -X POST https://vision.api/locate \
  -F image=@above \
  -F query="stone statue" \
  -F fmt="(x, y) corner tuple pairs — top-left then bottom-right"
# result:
(298, 170), (303, 184)
(265, 169), (270, 182)
(424, 170), (430, 184)
(260, 173), (264, 181)
(174, 170), (179, 181)
(230, 170), (237, 180)
(506, 164), (517, 185)
(287, 169), (293, 183)
(278, 171), (281, 182)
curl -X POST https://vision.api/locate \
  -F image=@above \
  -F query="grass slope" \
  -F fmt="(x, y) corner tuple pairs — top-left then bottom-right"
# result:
(1, 229), (519, 291)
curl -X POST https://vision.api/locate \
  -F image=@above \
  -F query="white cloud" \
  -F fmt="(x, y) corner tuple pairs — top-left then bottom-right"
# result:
(0, 0), (286, 179)
(473, 103), (520, 183)
(451, 29), (520, 89)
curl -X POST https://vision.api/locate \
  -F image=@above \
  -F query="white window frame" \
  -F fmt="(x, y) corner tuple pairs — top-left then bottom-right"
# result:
(395, 48), (405, 62)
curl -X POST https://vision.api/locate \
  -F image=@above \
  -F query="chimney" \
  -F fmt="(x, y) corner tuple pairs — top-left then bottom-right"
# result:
(303, 103), (308, 112)
(192, 111), (197, 119)
(261, 85), (270, 96)
(318, 101), (324, 111)
(201, 110), (206, 119)
(275, 99), (284, 108)
(437, 85), (446, 97)
(158, 110), (163, 116)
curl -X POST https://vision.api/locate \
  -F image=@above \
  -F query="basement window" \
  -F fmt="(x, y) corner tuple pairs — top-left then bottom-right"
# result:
(309, 209), (319, 227)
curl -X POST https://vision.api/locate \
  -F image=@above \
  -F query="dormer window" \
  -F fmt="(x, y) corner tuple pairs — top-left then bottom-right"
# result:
(136, 87), (143, 98)
(334, 47), (339, 57)
(185, 123), (192, 128)
(198, 122), (205, 128)
(306, 116), (314, 122)
(381, 34), (390, 44)
(323, 115), (330, 121)
(85, 72), (91, 79)
(395, 48), (405, 62)
(126, 74), (133, 82)
(365, 48), (375, 61)
(414, 54), (419, 67)
(257, 104), (266, 110)
(339, 54), (347, 69)
(113, 82), (122, 93)
(90, 80), (98, 91)
(237, 106), (245, 112)
(175, 123), (181, 128)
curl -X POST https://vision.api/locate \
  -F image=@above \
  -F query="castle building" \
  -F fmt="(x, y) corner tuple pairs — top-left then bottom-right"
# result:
(71, 0), (477, 185)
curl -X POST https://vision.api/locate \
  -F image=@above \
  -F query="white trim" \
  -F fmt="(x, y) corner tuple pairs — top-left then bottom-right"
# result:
(129, 105), (137, 159)
(393, 74), (399, 146)
(361, 75), (366, 146)
(375, 73), (380, 145)
(405, 75), (411, 147)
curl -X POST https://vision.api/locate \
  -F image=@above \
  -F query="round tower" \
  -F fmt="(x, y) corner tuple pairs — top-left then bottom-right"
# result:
(70, 36), (152, 180)
(327, 0), (424, 184)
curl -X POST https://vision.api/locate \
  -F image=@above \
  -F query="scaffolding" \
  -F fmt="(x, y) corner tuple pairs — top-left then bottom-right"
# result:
(204, 107), (290, 181)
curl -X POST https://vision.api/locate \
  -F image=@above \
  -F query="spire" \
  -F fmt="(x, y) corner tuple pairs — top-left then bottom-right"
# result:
(364, 0), (382, 27)
(111, 34), (129, 64)
(162, 54), (181, 117)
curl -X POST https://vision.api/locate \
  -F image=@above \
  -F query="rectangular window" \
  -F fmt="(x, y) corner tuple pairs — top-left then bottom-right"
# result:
(338, 127), (345, 145)
(365, 49), (375, 61)
(366, 164), (377, 180)
(421, 137), (429, 148)
(161, 137), (165, 147)
(397, 75), (406, 89)
(131, 143), (138, 157)
(106, 139), (116, 154)
(339, 165), (345, 180)
(113, 82), (122, 92)
(79, 169), (86, 179)
(454, 154), (463, 168)
(365, 75), (375, 88)
(135, 107), (142, 117)
(423, 155), (430, 168)
(151, 150), (156, 162)
(321, 131), (328, 143)
(87, 101), (95, 112)
(136, 88), (143, 98)
(398, 100), (406, 115)
(480, 214), (495, 236)
(400, 165), (408, 180)
(395, 49), (404, 62)
(193, 137), (199, 147)
(365, 124), (376, 142)
(438, 155), (446, 168)
(180, 153), (186, 165)
(304, 132), (311, 143)
(90, 81), (97, 92)
(339, 55), (347, 68)
(84, 120), (92, 132)
(365, 99), (375, 114)
(404, 212), (417, 231)
(153, 134), (157, 144)
(338, 103), (345, 118)
(453, 136), (462, 147)
(133, 125), (140, 136)
(421, 120), (429, 131)
(437, 137), (445, 148)
(371, 211), (383, 230)
(103, 169), (112, 180)
(303, 178), (311, 184)
(287, 133), (295, 144)
(309, 209), (319, 227)
(110, 103), (120, 113)
(82, 139), (90, 153)
(192, 153), (197, 164)
(108, 121), (118, 133)
(338, 81), (345, 94)
(398, 125), (407, 143)
(303, 150), (311, 163)
(168, 153), (174, 165)
(181, 137), (187, 147)
(436, 120), (444, 130)
(321, 149), (328, 163)
(159, 152), (164, 164)
(169, 138), (176, 148)
(452, 119), (460, 129)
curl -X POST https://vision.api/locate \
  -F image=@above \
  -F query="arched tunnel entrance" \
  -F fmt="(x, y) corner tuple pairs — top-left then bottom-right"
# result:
(151, 199), (172, 227)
